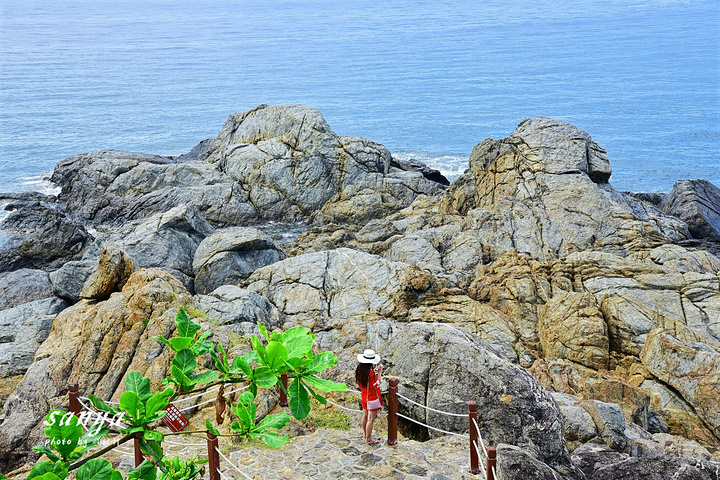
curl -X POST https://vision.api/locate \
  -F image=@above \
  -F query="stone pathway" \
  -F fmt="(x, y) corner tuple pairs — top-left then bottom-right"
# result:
(224, 428), (477, 480)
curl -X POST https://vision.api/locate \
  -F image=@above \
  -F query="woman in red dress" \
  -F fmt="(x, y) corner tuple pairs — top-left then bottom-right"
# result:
(356, 349), (383, 445)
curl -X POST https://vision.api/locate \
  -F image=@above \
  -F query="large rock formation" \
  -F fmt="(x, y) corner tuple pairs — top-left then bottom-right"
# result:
(661, 179), (720, 241)
(48, 104), (445, 228)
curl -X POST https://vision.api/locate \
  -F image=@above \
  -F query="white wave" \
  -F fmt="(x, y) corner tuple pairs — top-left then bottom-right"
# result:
(392, 152), (469, 181)
(20, 173), (61, 196)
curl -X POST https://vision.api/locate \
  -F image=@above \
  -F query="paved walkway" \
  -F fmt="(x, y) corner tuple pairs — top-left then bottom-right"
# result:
(223, 427), (476, 480)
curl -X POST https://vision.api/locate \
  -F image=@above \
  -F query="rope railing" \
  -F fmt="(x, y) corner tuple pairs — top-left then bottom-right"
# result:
(396, 392), (468, 417)
(68, 375), (499, 479)
(215, 446), (253, 480)
(395, 412), (467, 438)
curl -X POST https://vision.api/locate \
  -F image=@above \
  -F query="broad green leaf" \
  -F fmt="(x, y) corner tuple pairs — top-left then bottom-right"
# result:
(259, 324), (269, 340)
(28, 461), (68, 480)
(251, 335), (267, 365)
(265, 341), (288, 371)
(284, 357), (311, 371)
(142, 430), (164, 442)
(303, 351), (338, 375)
(147, 409), (171, 423)
(304, 383), (328, 405)
(125, 372), (152, 401)
(244, 350), (260, 366)
(303, 375), (348, 393)
(254, 411), (291, 432)
(288, 377), (310, 420)
(31, 445), (60, 463)
(213, 344), (229, 372)
(151, 336), (171, 347)
(170, 365), (195, 392)
(172, 349), (197, 377)
(269, 331), (284, 343)
(87, 395), (117, 414)
(191, 369), (219, 385)
(175, 307), (201, 339)
(232, 356), (251, 377)
(205, 420), (220, 435)
(110, 471), (122, 480)
(252, 431), (289, 448)
(138, 440), (163, 464)
(229, 421), (247, 435)
(79, 423), (109, 450)
(285, 335), (313, 359)
(282, 326), (311, 342)
(44, 410), (82, 459)
(145, 388), (174, 417)
(119, 391), (144, 423)
(31, 473), (63, 480)
(169, 337), (193, 352)
(191, 331), (214, 356)
(251, 366), (277, 388)
(76, 458), (117, 480)
(128, 460), (157, 480)
(232, 394), (254, 429)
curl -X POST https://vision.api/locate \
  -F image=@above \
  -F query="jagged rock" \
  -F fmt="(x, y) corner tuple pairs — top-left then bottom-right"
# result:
(246, 247), (444, 331)
(570, 443), (629, 479)
(0, 297), (67, 378)
(49, 106), (445, 228)
(652, 433), (713, 461)
(383, 234), (443, 274)
(49, 257), (96, 303)
(0, 204), (89, 272)
(79, 243), (136, 300)
(439, 117), (689, 260)
(381, 322), (581, 479)
(0, 269), (53, 310)
(640, 379), (718, 449)
(193, 285), (280, 330)
(0, 268), (192, 471)
(193, 227), (285, 295)
(497, 443), (575, 480)
(660, 179), (720, 241)
(112, 205), (214, 292)
(640, 328), (720, 438)
(551, 392), (599, 449)
(579, 400), (628, 452)
(538, 292), (609, 370)
(390, 156), (450, 186)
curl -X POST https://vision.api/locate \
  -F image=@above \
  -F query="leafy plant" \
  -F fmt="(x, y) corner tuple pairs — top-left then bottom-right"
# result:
(229, 390), (291, 448)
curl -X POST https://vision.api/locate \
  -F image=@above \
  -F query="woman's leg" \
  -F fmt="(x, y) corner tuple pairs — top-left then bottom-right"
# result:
(365, 409), (378, 443)
(361, 409), (368, 439)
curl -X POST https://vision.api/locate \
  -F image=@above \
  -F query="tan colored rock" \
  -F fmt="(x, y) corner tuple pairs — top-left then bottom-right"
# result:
(79, 242), (137, 300)
(640, 328), (720, 443)
(539, 291), (609, 370)
(0, 268), (192, 471)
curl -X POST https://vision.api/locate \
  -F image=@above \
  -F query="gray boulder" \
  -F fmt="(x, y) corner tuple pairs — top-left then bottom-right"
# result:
(580, 400), (628, 452)
(193, 227), (285, 295)
(246, 247), (440, 330)
(382, 321), (581, 479)
(0, 297), (67, 377)
(48, 106), (445, 228)
(660, 179), (720, 241)
(439, 117), (689, 260)
(112, 205), (214, 292)
(497, 443), (575, 480)
(194, 285), (280, 330)
(49, 257), (97, 303)
(0, 269), (53, 310)
(551, 392), (599, 448)
(0, 204), (89, 272)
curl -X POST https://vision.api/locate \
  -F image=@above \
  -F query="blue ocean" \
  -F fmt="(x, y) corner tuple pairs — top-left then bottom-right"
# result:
(0, 0), (718, 197)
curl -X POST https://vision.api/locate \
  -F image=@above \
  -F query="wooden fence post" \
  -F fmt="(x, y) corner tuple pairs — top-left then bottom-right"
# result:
(279, 373), (289, 407)
(68, 383), (80, 416)
(207, 432), (220, 480)
(386, 377), (398, 446)
(134, 437), (143, 467)
(468, 401), (480, 475)
(486, 446), (496, 480)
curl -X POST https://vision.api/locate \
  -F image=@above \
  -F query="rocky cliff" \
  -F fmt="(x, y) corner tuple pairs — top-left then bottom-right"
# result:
(1, 106), (720, 478)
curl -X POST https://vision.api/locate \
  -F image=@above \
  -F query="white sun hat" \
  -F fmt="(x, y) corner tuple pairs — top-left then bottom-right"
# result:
(357, 349), (381, 364)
